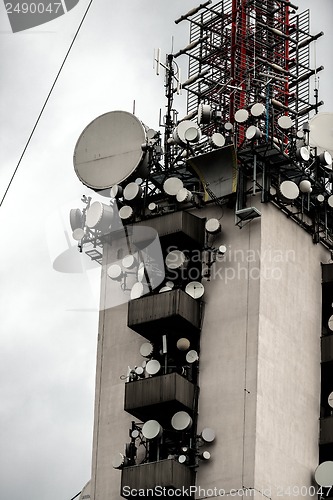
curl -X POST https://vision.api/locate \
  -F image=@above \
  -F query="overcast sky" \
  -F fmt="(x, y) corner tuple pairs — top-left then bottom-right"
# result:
(0, 1), (332, 500)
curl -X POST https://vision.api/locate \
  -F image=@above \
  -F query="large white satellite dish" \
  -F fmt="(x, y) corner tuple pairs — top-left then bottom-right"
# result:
(69, 208), (83, 231)
(309, 113), (333, 156)
(250, 103), (265, 117)
(234, 109), (249, 123)
(185, 281), (205, 299)
(278, 115), (293, 130)
(209, 133), (225, 148)
(314, 461), (333, 487)
(107, 264), (123, 281)
(124, 182), (142, 202)
(171, 411), (193, 431)
(142, 420), (163, 439)
(73, 111), (149, 190)
(122, 254), (137, 269)
(173, 120), (201, 145)
(119, 205), (133, 220)
(112, 453), (126, 469)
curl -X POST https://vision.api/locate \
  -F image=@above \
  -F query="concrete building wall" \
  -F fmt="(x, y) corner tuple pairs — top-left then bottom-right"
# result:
(90, 202), (329, 500)
(255, 204), (328, 499)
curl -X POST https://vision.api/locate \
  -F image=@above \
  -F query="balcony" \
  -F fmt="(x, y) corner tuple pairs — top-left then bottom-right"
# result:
(320, 416), (333, 445)
(128, 289), (202, 340)
(121, 459), (195, 498)
(124, 372), (198, 421)
(133, 210), (206, 250)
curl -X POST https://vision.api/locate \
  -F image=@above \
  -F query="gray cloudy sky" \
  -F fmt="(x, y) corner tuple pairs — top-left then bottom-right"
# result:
(0, 1), (332, 499)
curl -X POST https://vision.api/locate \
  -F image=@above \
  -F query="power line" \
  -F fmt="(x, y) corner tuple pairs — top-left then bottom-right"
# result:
(0, 0), (95, 208)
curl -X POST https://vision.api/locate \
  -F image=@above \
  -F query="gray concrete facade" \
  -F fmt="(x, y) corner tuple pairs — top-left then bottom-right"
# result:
(90, 202), (329, 500)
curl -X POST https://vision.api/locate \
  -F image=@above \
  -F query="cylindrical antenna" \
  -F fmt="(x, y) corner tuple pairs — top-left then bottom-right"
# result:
(175, 0), (212, 24)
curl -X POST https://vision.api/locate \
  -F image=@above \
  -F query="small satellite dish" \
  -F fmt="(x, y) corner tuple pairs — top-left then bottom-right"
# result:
(296, 146), (310, 162)
(296, 130), (304, 139)
(112, 453), (126, 469)
(146, 359), (161, 375)
(328, 315), (333, 330)
(234, 109), (249, 123)
(328, 392), (333, 408)
(178, 455), (187, 464)
(224, 122), (233, 131)
(165, 250), (187, 269)
(309, 113), (333, 155)
(142, 420), (163, 440)
(69, 208), (83, 231)
(163, 177), (184, 196)
(205, 218), (221, 234)
(176, 188), (193, 203)
(299, 180), (312, 193)
(278, 115), (293, 130)
(119, 205), (134, 220)
(130, 429), (140, 439)
(122, 254), (137, 269)
(130, 282), (144, 300)
(124, 182), (142, 203)
(317, 194), (325, 203)
(72, 228), (85, 241)
(171, 411), (193, 431)
(270, 186), (277, 196)
(86, 202), (113, 231)
(185, 281), (205, 299)
(250, 103), (266, 117)
(107, 264), (123, 281)
(200, 451), (211, 460)
(201, 428), (216, 443)
(110, 184), (123, 199)
(176, 338), (190, 351)
(219, 245), (227, 255)
(159, 286), (173, 293)
(319, 151), (333, 168)
(134, 366), (144, 376)
(73, 111), (149, 190)
(314, 461), (333, 487)
(246, 125), (261, 140)
(173, 120), (201, 146)
(328, 196), (333, 209)
(186, 350), (199, 363)
(184, 126), (201, 143)
(198, 103), (212, 124)
(148, 202), (157, 211)
(140, 342), (153, 358)
(279, 180), (299, 201)
(210, 133), (225, 149)
(165, 281), (175, 288)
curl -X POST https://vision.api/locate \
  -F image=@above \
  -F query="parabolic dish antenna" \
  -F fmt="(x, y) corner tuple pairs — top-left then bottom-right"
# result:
(198, 103), (212, 124)
(210, 133), (225, 149)
(159, 286), (173, 293)
(119, 205), (133, 220)
(201, 427), (216, 443)
(145, 359), (161, 375)
(328, 314), (333, 330)
(234, 109), (249, 123)
(163, 177), (184, 196)
(250, 102), (266, 117)
(122, 254), (137, 269)
(186, 350), (199, 363)
(185, 281), (205, 299)
(130, 282), (144, 300)
(107, 264), (123, 281)
(171, 411), (193, 431)
(176, 188), (193, 203)
(165, 250), (187, 269)
(173, 120), (200, 145)
(142, 420), (162, 440)
(314, 461), (333, 487)
(279, 180), (299, 201)
(309, 113), (333, 156)
(176, 338), (190, 351)
(140, 342), (153, 358)
(278, 115), (293, 130)
(205, 218), (221, 234)
(69, 208), (83, 232)
(328, 392), (333, 408)
(86, 201), (113, 231)
(72, 228), (85, 241)
(112, 453), (126, 469)
(73, 111), (149, 190)
(328, 196), (333, 209)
